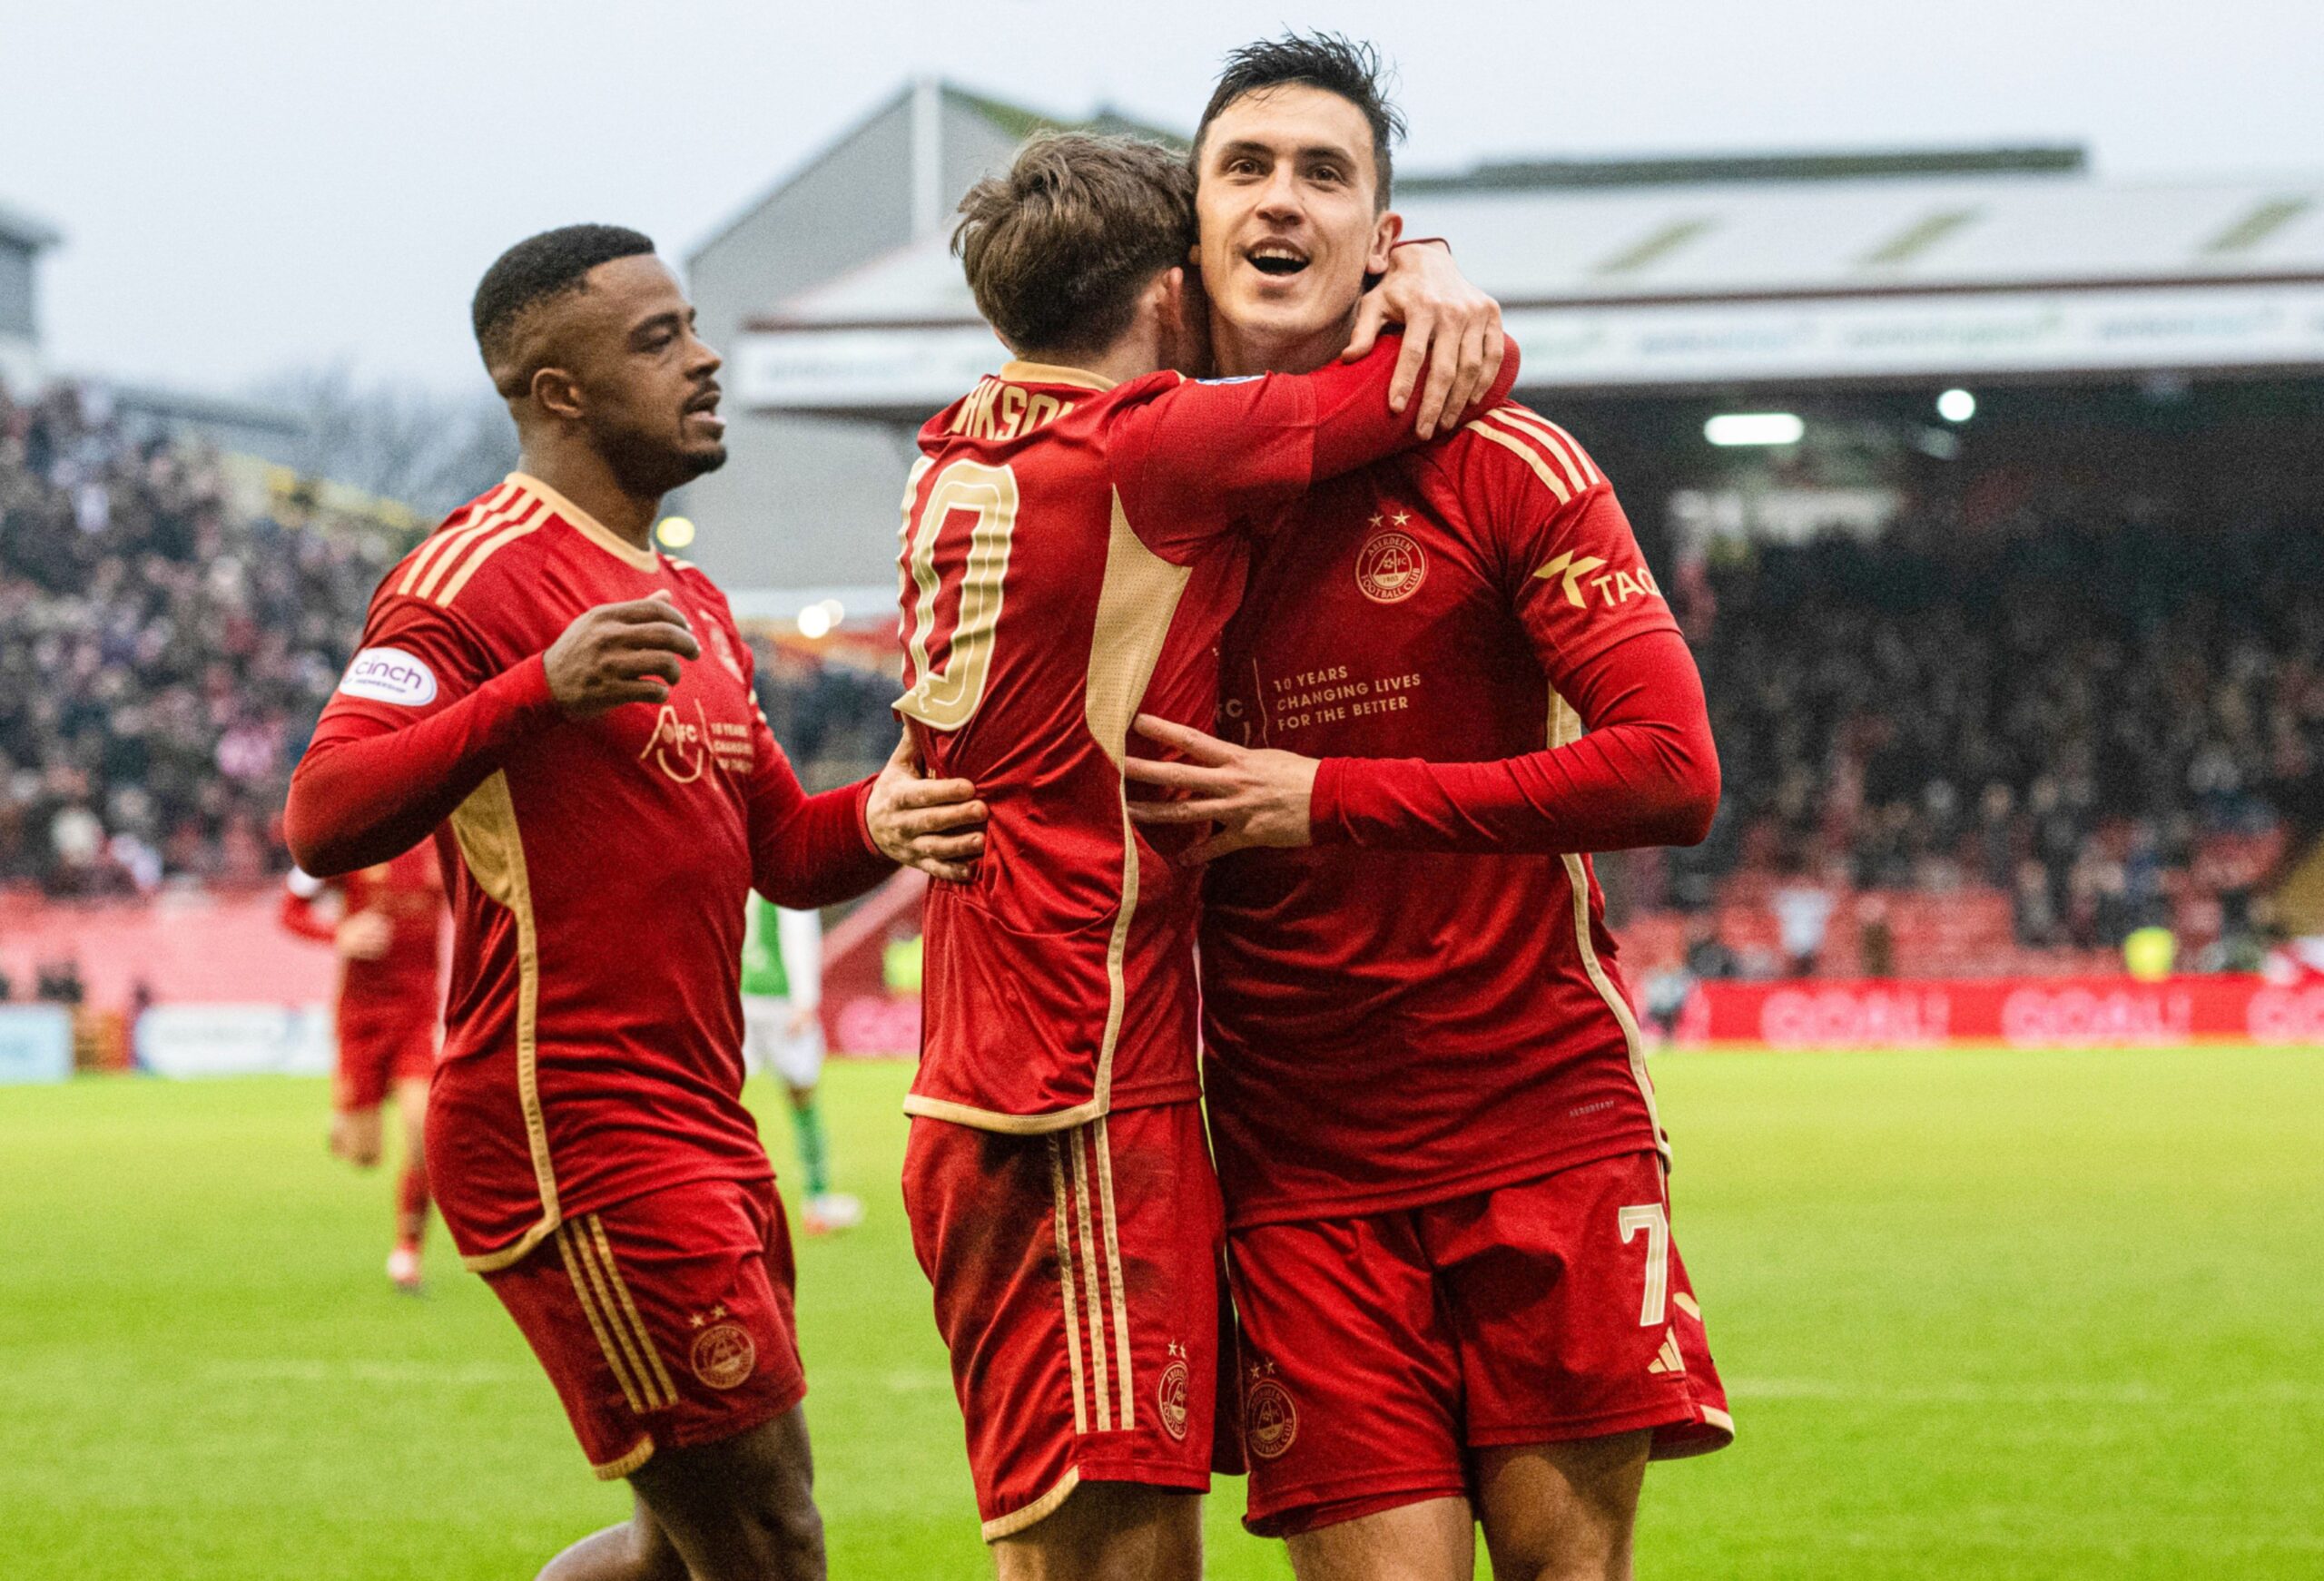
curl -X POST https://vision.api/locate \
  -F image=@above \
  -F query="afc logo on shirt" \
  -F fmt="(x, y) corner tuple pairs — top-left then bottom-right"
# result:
(638, 700), (756, 784)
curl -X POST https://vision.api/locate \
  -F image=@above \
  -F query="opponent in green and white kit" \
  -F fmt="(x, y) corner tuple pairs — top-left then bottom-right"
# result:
(741, 898), (862, 1233)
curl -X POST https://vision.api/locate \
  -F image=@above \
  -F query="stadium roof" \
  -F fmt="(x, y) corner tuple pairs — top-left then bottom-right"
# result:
(0, 200), (62, 253)
(734, 146), (2324, 411)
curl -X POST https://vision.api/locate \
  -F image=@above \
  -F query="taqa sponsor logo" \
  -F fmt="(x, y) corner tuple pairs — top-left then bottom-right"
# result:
(1533, 552), (1663, 612)
(338, 648), (438, 707)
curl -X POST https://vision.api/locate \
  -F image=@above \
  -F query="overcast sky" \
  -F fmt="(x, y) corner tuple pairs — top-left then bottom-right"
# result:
(6, 0), (2321, 397)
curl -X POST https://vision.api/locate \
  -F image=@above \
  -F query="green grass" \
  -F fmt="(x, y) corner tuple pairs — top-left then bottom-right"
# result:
(3, 1046), (2321, 1578)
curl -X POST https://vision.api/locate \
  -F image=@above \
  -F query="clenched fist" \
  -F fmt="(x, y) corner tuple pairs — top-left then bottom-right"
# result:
(543, 593), (702, 717)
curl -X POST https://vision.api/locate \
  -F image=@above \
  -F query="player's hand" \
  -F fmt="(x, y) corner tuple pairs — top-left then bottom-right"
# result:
(542, 593), (702, 718)
(1121, 714), (1318, 864)
(786, 1006), (819, 1039)
(866, 732), (987, 883)
(334, 909), (393, 961)
(1342, 240), (1505, 440)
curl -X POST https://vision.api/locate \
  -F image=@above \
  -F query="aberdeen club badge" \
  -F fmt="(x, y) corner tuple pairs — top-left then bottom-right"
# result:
(1355, 522), (1427, 604)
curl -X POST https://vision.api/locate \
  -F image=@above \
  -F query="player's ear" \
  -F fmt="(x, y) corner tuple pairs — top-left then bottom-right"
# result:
(529, 364), (586, 422)
(1365, 209), (1403, 278)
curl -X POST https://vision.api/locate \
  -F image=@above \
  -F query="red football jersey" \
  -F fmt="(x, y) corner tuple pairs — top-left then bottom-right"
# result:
(306, 473), (891, 1271)
(1201, 405), (1679, 1227)
(281, 842), (445, 1010)
(899, 344), (1517, 1132)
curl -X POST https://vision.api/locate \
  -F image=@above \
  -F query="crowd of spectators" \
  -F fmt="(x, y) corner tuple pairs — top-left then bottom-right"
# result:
(0, 381), (397, 895)
(6, 372), (2317, 979)
(1674, 506), (2322, 960)
(0, 378), (903, 897)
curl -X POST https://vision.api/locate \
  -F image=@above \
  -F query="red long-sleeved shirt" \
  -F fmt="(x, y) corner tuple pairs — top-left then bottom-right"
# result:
(1310, 627), (1717, 853)
(286, 473), (891, 1272)
(1202, 406), (1715, 1227)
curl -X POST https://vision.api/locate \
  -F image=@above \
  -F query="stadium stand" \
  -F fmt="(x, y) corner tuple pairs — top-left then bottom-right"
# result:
(1645, 506), (2317, 977)
(0, 376), (893, 903)
(7, 368), (2318, 1000)
(0, 379), (394, 895)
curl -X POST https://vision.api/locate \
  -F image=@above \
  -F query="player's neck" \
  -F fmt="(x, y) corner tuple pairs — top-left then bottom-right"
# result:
(1208, 307), (1355, 378)
(516, 437), (658, 549)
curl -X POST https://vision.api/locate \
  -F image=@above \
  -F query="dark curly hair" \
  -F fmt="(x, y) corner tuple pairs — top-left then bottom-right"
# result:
(471, 224), (655, 398)
(1196, 32), (1405, 210)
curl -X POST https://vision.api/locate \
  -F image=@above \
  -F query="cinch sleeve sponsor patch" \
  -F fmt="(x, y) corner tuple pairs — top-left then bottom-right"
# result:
(338, 647), (439, 707)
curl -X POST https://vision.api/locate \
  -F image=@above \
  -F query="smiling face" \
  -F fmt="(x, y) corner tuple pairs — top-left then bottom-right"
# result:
(1194, 83), (1401, 375)
(535, 254), (727, 496)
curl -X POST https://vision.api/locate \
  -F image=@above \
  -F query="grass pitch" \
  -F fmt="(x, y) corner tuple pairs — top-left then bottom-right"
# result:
(2, 1046), (2319, 1578)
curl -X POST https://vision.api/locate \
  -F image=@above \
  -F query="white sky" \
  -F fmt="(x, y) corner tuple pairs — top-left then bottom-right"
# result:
(6, 0), (2322, 396)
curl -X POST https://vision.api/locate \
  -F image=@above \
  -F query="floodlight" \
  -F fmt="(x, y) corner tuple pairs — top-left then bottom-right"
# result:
(1704, 412), (1805, 447)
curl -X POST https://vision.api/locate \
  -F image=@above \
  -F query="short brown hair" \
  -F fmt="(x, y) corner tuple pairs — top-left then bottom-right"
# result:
(953, 132), (1196, 358)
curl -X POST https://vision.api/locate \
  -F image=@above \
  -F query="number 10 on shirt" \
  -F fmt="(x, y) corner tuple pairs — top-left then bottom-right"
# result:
(898, 457), (1021, 732)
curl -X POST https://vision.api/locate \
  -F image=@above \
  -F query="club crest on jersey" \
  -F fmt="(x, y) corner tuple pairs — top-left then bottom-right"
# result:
(1244, 1360), (1297, 1459)
(640, 701), (710, 784)
(689, 1306), (756, 1390)
(1355, 526), (1427, 604)
(1158, 1342), (1191, 1441)
(704, 621), (744, 682)
(338, 647), (438, 706)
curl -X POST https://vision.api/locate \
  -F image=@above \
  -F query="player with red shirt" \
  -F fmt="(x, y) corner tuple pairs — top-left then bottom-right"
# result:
(1120, 38), (1732, 1581)
(280, 840), (445, 1291)
(897, 135), (1512, 1577)
(285, 226), (980, 1581)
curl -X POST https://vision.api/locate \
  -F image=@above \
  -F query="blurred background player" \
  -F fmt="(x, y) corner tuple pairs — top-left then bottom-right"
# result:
(739, 898), (861, 1234)
(280, 842), (445, 1291)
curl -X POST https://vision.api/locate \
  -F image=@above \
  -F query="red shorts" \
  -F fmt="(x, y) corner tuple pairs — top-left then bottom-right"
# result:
(484, 1175), (805, 1479)
(333, 999), (435, 1113)
(902, 1102), (1234, 1541)
(1228, 1149), (1732, 1537)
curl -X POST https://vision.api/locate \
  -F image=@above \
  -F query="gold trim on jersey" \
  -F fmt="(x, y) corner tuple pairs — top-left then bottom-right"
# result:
(983, 1468), (1082, 1542)
(901, 1093), (1103, 1133)
(1465, 416), (1573, 505)
(902, 488), (1190, 1134)
(1081, 489), (1193, 1114)
(591, 1436), (656, 1481)
(434, 500), (548, 607)
(511, 471), (660, 572)
(396, 483), (519, 598)
(413, 494), (541, 604)
(999, 360), (1118, 392)
(1495, 408), (1600, 488)
(449, 770), (563, 1273)
(1546, 687), (1670, 1164)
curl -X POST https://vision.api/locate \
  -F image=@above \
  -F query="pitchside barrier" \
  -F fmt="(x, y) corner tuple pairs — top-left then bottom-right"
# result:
(1677, 975), (2324, 1050)
(4, 889), (2316, 1077)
